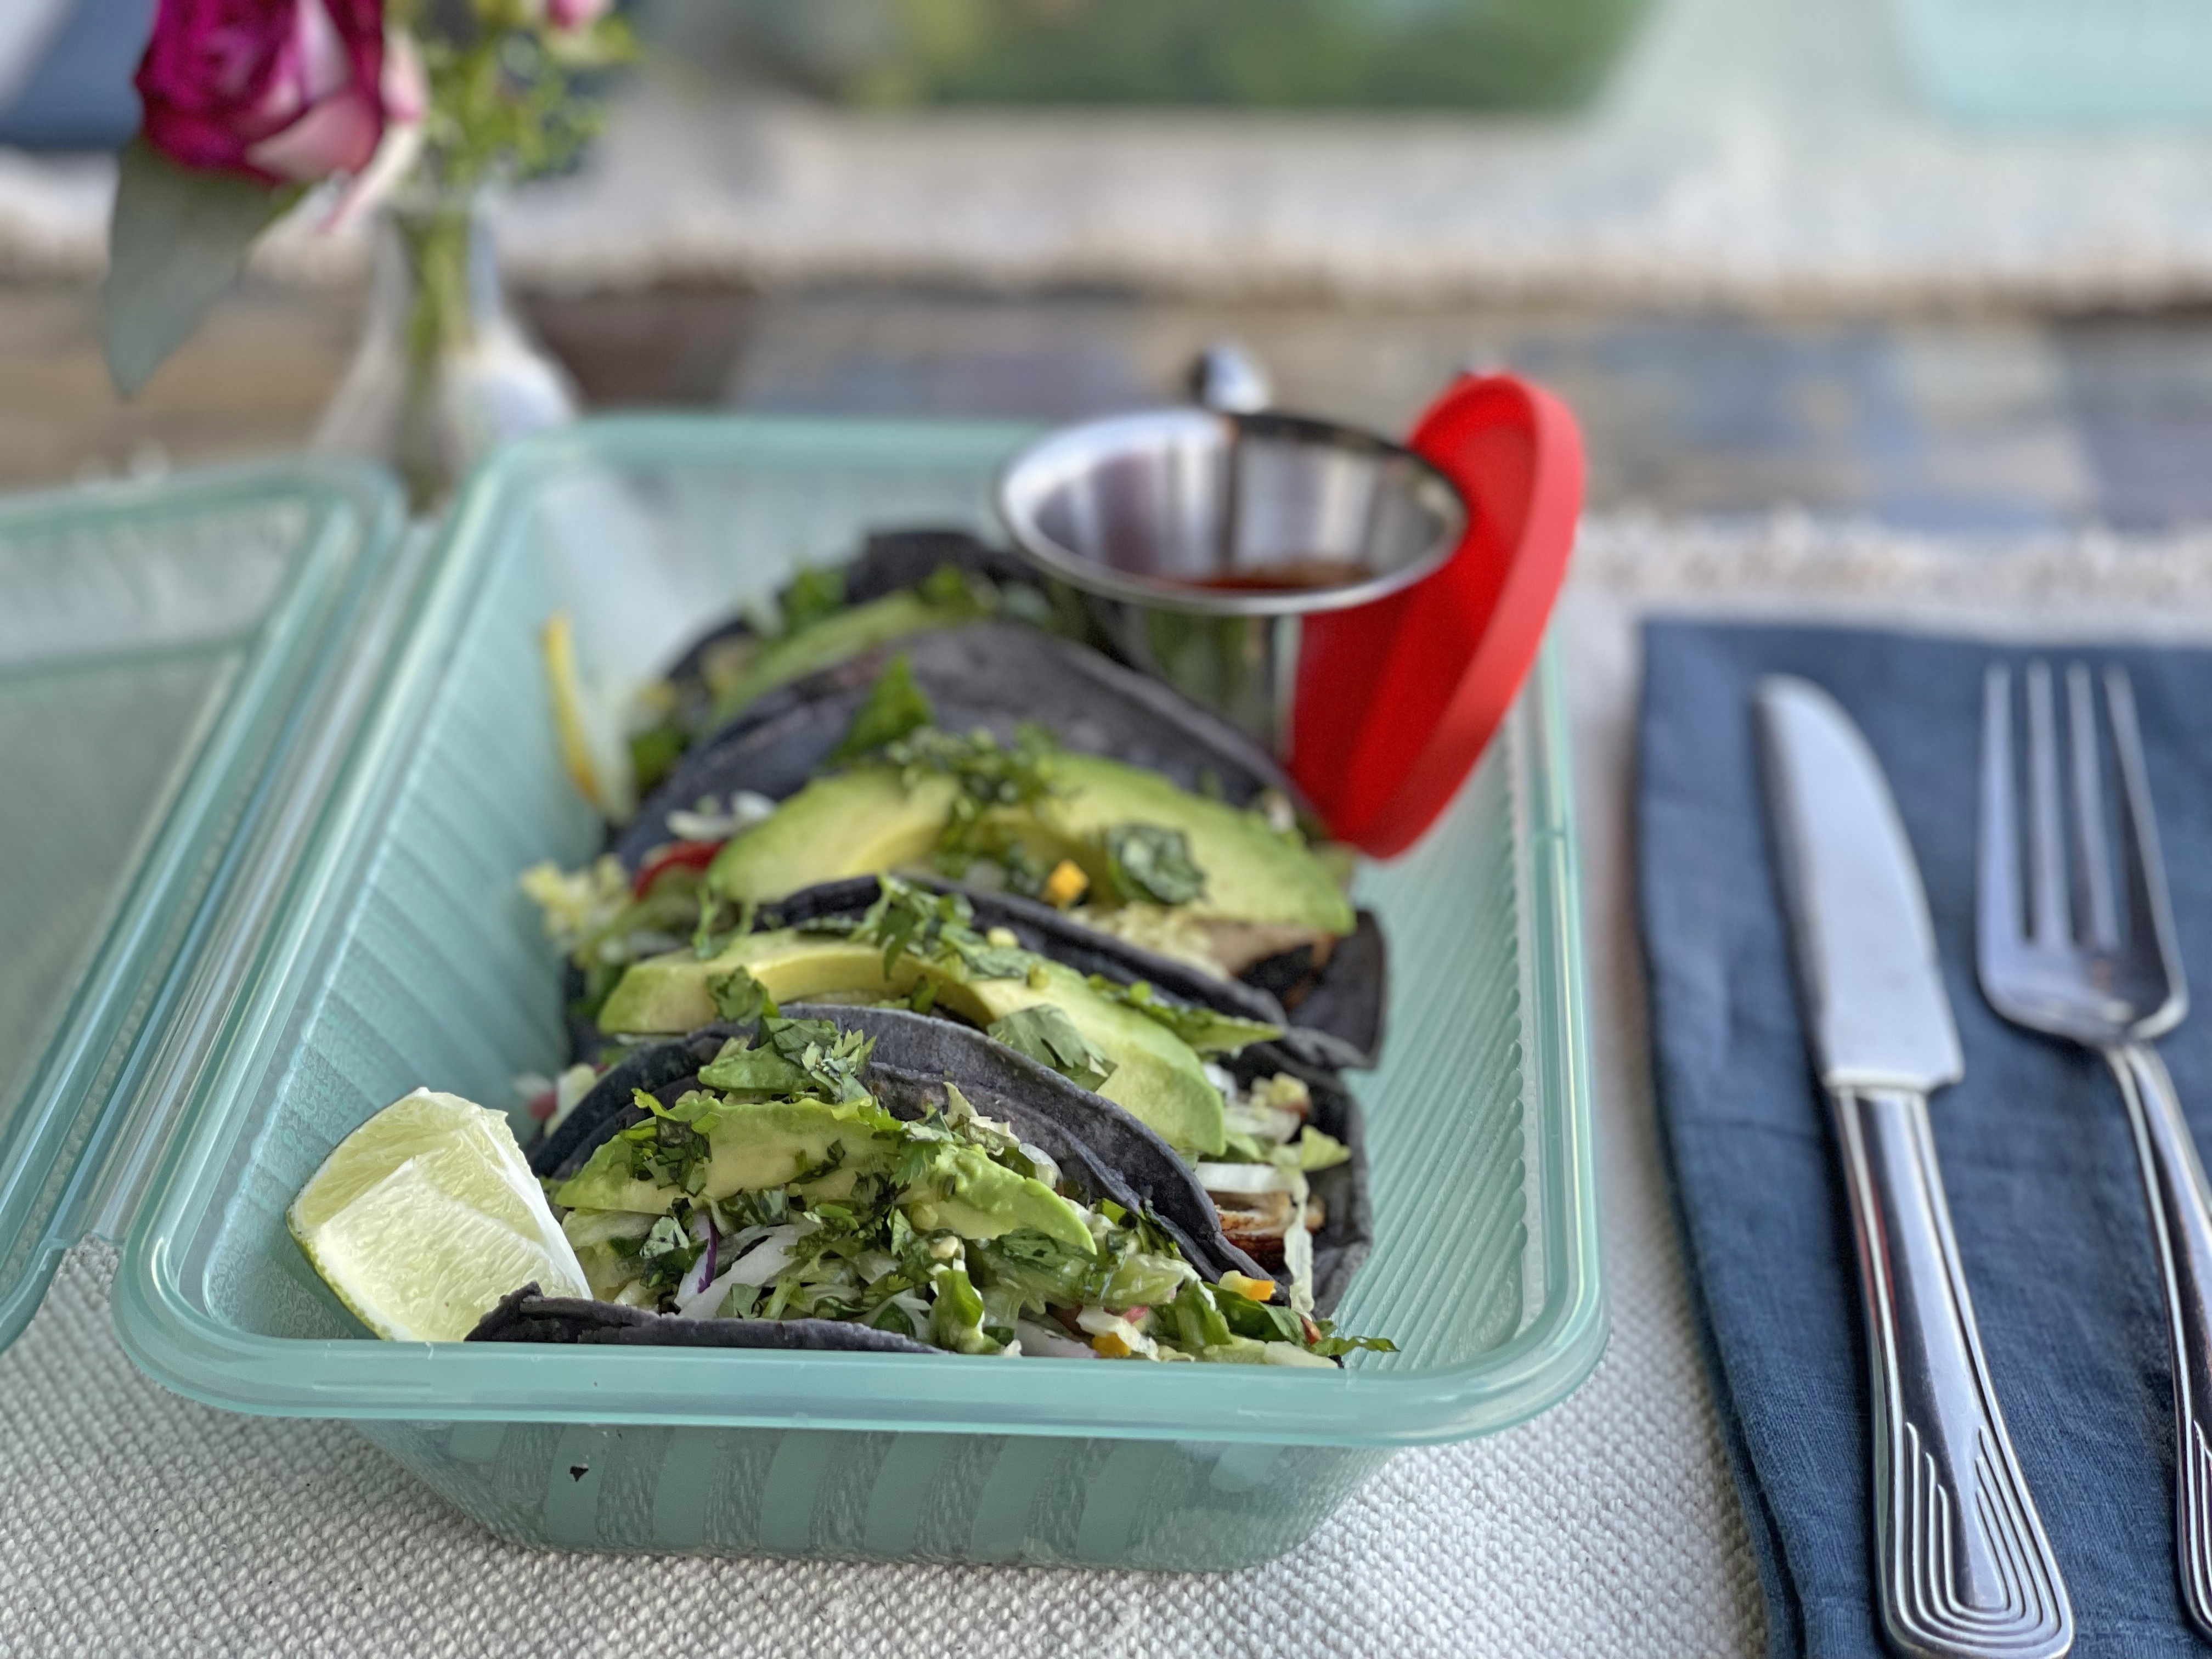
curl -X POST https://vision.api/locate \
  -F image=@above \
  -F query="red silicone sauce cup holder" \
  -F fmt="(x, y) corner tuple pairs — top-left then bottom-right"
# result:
(1288, 373), (1584, 858)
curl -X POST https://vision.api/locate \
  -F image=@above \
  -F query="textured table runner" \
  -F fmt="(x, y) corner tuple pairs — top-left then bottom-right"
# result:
(6, 514), (2211, 1658)
(10, 0), (2212, 307)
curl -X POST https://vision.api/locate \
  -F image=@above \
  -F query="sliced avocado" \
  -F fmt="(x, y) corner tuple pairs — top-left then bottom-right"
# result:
(1043, 753), (1353, 935)
(902, 1144), (1095, 1253)
(707, 768), (959, 905)
(553, 1097), (896, 1214)
(599, 930), (1227, 1155)
(710, 590), (984, 726)
(562, 1207), (654, 1299)
(599, 932), (919, 1034)
(551, 1099), (1091, 1251)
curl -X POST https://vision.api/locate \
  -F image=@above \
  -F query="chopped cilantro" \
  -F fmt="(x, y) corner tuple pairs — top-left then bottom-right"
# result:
(707, 966), (778, 1025)
(1305, 1321), (1399, 1358)
(883, 722), (1065, 874)
(917, 562), (976, 607)
(791, 1139), (848, 1187)
(987, 1006), (1116, 1093)
(852, 876), (1034, 980)
(778, 565), (847, 635)
(618, 1091), (715, 1193)
(829, 653), (936, 763)
(699, 1018), (877, 1103)
(1101, 823), (1207, 906)
(761, 1015), (878, 1102)
(692, 892), (741, 960)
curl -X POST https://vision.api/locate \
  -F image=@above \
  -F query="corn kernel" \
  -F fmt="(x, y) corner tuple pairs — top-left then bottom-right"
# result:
(1042, 859), (1090, 909)
(1219, 1271), (1277, 1303)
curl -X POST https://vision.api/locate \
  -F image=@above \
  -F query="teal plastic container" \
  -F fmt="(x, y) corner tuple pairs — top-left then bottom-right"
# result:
(0, 418), (1603, 1569)
(1892, 0), (2212, 125)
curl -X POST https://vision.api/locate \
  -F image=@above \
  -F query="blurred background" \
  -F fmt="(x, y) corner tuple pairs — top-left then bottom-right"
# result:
(3, 0), (2210, 530)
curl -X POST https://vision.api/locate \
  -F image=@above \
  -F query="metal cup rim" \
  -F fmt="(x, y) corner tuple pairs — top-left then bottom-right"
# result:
(994, 406), (1468, 618)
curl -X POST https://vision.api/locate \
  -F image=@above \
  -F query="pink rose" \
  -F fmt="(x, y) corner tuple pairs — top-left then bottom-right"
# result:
(546, 0), (612, 30)
(134, 0), (389, 187)
(322, 28), (426, 230)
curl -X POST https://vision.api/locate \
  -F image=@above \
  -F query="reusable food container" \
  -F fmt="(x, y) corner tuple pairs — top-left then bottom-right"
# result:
(0, 417), (1602, 1569)
(1891, 0), (2212, 125)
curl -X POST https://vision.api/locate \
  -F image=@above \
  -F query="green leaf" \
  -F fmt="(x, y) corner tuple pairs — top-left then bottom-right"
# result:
(1306, 1325), (1399, 1358)
(1102, 823), (1207, 906)
(1214, 1285), (1304, 1345)
(986, 1006), (1116, 1093)
(102, 140), (301, 397)
(697, 1036), (808, 1096)
(779, 565), (848, 635)
(706, 967), (778, 1025)
(1165, 1279), (1233, 1352)
(830, 653), (936, 763)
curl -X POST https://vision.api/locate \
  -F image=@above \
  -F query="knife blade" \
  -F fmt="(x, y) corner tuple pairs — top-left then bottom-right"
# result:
(1754, 676), (2072, 1659)
(1759, 676), (1964, 1094)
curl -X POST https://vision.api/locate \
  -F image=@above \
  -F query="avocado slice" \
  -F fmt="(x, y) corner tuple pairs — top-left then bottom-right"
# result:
(597, 930), (1227, 1155)
(552, 1098), (1091, 1252)
(901, 1143), (1096, 1252)
(704, 752), (1350, 939)
(707, 769), (959, 906)
(1042, 754), (1353, 936)
(553, 1097), (893, 1213)
(709, 589), (985, 726)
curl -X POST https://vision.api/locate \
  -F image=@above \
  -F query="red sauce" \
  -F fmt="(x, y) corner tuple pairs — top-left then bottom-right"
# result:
(1179, 558), (1370, 593)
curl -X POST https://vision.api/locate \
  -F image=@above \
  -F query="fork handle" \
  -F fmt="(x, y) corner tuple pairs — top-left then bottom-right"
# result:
(2108, 1040), (2212, 1639)
(1832, 1086), (2074, 1659)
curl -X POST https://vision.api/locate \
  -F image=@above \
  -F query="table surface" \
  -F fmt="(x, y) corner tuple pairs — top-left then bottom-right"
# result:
(8, 280), (2212, 532)
(3, 278), (2210, 1658)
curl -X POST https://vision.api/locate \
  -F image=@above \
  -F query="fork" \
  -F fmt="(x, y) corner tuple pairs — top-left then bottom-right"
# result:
(1978, 660), (2212, 1638)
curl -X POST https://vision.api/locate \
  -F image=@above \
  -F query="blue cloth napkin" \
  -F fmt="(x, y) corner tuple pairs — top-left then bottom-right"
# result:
(1639, 620), (2212, 1658)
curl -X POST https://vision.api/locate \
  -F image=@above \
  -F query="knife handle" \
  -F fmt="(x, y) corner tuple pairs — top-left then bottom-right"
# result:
(1831, 1086), (2073, 1659)
(2107, 1040), (2212, 1640)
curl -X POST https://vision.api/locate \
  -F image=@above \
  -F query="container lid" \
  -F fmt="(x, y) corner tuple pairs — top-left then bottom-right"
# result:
(0, 459), (408, 1354)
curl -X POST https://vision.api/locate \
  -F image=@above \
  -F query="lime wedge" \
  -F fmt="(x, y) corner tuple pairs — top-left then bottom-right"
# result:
(289, 1088), (589, 1342)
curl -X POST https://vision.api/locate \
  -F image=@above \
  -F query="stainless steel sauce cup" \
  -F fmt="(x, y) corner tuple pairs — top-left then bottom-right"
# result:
(994, 403), (1466, 755)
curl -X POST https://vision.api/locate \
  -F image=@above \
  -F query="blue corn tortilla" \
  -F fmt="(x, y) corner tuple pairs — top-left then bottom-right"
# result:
(532, 1005), (1269, 1288)
(469, 1284), (940, 1353)
(618, 619), (1306, 870)
(758, 873), (1373, 1073)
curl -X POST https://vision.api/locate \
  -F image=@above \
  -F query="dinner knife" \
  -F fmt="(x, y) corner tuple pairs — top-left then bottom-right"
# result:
(1755, 676), (2073, 1659)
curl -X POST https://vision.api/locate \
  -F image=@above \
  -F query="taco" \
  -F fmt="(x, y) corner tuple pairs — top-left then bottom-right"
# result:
(531, 623), (1387, 1069)
(537, 877), (1372, 1314)
(488, 1006), (1387, 1362)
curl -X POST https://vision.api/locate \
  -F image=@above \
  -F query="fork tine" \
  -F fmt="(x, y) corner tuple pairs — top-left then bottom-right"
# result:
(1978, 664), (2024, 965)
(2025, 661), (2070, 946)
(2067, 663), (2120, 949)
(2103, 666), (2186, 1006)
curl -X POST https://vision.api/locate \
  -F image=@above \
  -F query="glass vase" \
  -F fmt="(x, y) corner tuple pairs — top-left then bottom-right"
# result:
(313, 189), (578, 512)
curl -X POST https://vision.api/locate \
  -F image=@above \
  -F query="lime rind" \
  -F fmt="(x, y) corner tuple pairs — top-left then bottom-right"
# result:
(290, 1090), (588, 1342)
